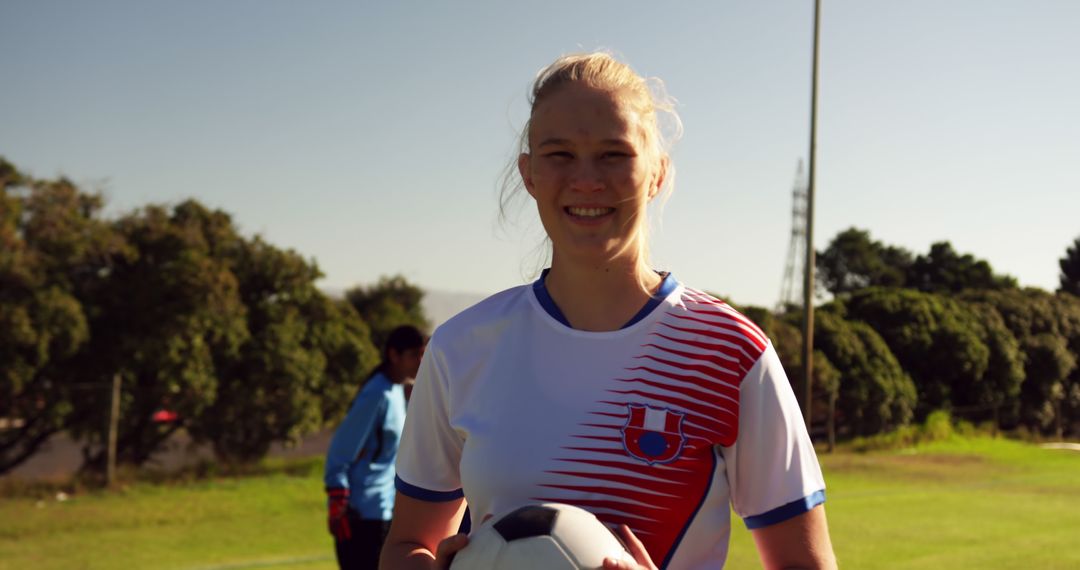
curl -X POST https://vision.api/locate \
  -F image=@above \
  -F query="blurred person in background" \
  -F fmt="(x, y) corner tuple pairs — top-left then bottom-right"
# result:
(324, 324), (426, 570)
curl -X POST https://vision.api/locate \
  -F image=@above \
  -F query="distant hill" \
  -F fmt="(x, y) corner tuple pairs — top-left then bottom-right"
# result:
(422, 290), (489, 329)
(319, 285), (487, 331)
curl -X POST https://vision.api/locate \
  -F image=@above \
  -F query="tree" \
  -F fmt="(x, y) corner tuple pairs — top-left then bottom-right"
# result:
(1051, 293), (1080, 436)
(189, 237), (378, 462)
(962, 288), (1080, 435)
(812, 350), (841, 451)
(69, 200), (249, 471)
(812, 307), (916, 436)
(1, 157), (395, 470)
(1022, 334), (1076, 438)
(817, 230), (1018, 298)
(962, 302), (1026, 427)
(842, 288), (1014, 422)
(1059, 235), (1080, 297)
(816, 228), (912, 297)
(0, 160), (125, 474)
(346, 274), (430, 349)
(66, 200), (384, 467)
(314, 299), (381, 424)
(906, 241), (1016, 294)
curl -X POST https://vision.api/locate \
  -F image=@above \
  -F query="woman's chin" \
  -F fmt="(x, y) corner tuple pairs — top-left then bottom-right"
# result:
(553, 239), (640, 267)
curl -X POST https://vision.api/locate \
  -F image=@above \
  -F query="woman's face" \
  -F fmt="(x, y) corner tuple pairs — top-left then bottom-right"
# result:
(389, 345), (425, 382)
(518, 84), (665, 267)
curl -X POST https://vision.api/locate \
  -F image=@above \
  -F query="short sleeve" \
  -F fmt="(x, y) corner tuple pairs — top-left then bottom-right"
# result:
(722, 342), (826, 529)
(394, 336), (466, 501)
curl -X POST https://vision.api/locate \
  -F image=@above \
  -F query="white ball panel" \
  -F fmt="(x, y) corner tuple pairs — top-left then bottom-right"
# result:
(450, 523), (506, 569)
(499, 536), (577, 570)
(547, 504), (637, 568)
(449, 503), (635, 570)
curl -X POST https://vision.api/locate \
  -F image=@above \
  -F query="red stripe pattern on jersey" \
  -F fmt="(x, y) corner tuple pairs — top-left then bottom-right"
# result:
(532, 289), (768, 565)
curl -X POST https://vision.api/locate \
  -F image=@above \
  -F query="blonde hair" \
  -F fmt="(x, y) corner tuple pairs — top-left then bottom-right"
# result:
(499, 52), (683, 281)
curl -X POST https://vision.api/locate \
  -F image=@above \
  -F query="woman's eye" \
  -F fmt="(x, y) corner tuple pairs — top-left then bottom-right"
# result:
(602, 151), (630, 159)
(546, 151), (573, 160)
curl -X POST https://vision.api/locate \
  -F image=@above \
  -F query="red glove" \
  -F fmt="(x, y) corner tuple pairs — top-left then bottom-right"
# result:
(327, 488), (352, 541)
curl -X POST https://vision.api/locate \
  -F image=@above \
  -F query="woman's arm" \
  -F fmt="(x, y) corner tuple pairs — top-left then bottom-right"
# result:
(380, 492), (469, 570)
(324, 389), (383, 489)
(750, 504), (836, 570)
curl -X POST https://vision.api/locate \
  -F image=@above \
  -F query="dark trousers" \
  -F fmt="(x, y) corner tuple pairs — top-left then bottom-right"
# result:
(335, 512), (391, 570)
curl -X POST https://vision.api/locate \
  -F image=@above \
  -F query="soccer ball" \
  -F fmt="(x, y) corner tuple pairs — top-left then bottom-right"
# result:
(450, 503), (636, 570)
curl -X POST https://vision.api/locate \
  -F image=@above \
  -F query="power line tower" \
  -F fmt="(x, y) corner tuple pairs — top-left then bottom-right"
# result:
(779, 160), (808, 311)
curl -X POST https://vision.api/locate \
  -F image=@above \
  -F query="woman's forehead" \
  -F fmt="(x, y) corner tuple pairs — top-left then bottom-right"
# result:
(530, 85), (646, 142)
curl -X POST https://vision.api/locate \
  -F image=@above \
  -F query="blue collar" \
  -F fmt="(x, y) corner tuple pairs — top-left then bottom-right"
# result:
(532, 269), (678, 330)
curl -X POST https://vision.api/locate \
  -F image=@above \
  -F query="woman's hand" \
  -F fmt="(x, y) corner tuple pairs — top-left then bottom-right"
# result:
(433, 514), (487, 570)
(432, 533), (470, 570)
(602, 524), (658, 570)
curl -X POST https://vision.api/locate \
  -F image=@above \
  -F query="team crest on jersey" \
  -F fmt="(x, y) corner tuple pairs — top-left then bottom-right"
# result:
(621, 404), (686, 465)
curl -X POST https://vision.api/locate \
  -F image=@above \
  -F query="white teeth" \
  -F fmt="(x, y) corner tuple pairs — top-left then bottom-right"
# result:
(567, 207), (613, 217)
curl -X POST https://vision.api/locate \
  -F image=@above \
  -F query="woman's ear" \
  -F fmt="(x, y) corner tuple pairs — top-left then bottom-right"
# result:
(649, 155), (669, 201)
(518, 153), (536, 198)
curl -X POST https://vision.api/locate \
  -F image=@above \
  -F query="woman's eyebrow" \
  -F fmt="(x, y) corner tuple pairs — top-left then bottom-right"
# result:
(536, 138), (572, 148)
(537, 138), (634, 148)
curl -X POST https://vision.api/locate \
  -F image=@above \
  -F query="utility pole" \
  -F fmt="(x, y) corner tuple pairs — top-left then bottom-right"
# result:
(801, 0), (822, 430)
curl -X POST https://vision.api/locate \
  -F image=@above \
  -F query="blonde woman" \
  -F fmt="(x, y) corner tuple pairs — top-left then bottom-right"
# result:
(381, 53), (836, 570)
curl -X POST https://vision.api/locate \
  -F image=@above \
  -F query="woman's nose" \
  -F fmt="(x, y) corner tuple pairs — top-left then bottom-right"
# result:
(568, 160), (604, 192)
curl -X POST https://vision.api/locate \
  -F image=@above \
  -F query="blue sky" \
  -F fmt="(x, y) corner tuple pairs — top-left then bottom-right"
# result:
(2, 1), (1078, 308)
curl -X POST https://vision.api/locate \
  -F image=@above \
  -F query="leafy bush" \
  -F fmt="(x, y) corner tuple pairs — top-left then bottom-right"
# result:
(850, 410), (987, 452)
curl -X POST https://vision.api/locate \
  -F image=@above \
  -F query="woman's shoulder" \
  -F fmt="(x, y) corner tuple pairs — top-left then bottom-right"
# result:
(669, 285), (771, 353)
(356, 370), (394, 397)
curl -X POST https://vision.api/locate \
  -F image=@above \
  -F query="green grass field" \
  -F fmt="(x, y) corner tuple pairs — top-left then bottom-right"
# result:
(1, 437), (1078, 569)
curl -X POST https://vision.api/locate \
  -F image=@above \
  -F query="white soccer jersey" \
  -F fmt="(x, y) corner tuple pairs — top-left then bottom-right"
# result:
(396, 274), (825, 569)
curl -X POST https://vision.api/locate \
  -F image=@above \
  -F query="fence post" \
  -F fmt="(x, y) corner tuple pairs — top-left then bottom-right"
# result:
(106, 373), (120, 487)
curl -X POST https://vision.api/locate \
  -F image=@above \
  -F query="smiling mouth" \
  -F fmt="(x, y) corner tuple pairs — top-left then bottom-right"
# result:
(565, 206), (615, 218)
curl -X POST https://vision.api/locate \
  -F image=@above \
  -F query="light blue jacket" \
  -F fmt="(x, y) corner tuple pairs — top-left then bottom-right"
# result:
(324, 371), (406, 520)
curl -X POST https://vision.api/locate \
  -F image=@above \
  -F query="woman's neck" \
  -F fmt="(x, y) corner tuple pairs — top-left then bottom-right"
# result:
(544, 253), (662, 332)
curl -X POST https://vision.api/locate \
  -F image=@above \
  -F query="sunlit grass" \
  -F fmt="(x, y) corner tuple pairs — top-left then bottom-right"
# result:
(727, 436), (1080, 569)
(0, 459), (336, 570)
(1, 437), (1077, 569)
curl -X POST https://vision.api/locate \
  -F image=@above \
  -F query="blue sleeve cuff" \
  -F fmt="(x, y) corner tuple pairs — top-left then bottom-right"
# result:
(743, 490), (826, 530)
(395, 475), (465, 502)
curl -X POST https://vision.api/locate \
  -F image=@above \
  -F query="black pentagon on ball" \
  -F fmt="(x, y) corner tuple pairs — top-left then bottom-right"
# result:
(493, 505), (559, 541)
